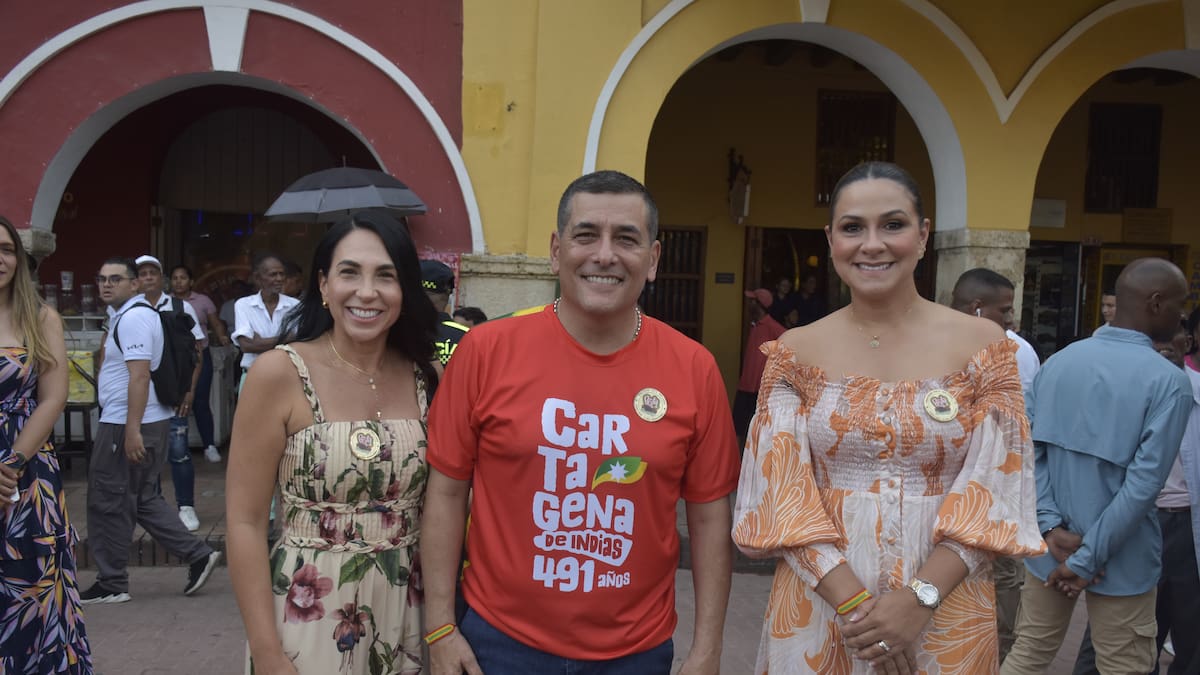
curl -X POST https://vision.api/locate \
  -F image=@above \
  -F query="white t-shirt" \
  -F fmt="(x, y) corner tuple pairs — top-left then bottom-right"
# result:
(99, 295), (174, 424)
(150, 293), (206, 342)
(1006, 329), (1041, 398)
(231, 291), (299, 369)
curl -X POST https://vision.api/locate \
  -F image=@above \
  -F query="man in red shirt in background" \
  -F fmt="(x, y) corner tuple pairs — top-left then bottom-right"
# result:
(733, 288), (786, 447)
(421, 170), (739, 674)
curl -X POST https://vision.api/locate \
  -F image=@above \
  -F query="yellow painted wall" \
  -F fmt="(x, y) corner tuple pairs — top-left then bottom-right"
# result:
(645, 46), (934, 392)
(464, 0), (1190, 257)
(460, 0), (1196, 385)
(463, 0), (650, 256)
(1031, 75), (1200, 248)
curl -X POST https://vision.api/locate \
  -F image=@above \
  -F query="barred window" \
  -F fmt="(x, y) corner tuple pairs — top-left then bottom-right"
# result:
(815, 90), (896, 206)
(1084, 103), (1161, 213)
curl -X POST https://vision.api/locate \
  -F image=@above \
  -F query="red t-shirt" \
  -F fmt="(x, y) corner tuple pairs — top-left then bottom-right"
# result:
(427, 306), (739, 660)
(737, 315), (785, 392)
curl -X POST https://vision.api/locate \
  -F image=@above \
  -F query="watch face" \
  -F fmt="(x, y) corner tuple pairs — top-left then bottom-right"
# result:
(917, 585), (938, 605)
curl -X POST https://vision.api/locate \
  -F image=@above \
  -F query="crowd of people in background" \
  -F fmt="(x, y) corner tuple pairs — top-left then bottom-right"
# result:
(1, 161), (1198, 674)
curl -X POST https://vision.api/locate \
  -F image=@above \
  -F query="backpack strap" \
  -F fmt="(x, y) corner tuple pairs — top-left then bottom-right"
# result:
(275, 345), (325, 424)
(111, 302), (158, 352)
(171, 297), (183, 314)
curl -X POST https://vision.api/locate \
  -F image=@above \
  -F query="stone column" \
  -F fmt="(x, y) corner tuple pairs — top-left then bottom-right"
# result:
(19, 228), (57, 262)
(933, 228), (1030, 321)
(457, 254), (557, 318)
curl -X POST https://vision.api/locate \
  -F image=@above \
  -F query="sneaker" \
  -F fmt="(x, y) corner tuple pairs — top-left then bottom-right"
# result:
(184, 551), (221, 596)
(179, 506), (200, 532)
(79, 582), (131, 605)
(203, 445), (221, 463)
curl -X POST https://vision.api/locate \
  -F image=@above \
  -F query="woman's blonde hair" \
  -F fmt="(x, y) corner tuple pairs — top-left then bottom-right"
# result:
(0, 216), (56, 373)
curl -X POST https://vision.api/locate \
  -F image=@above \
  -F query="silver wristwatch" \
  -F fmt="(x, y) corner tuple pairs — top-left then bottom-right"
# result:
(907, 578), (941, 609)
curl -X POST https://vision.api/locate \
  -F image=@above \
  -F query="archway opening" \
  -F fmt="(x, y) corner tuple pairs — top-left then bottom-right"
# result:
(41, 84), (380, 310)
(644, 38), (935, 388)
(1028, 61), (1200, 357)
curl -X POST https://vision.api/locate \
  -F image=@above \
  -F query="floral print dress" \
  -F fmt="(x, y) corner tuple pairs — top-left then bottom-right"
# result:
(251, 346), (427, 675)
(0, 348), (92, 674)
(733, 340), (1045, 674)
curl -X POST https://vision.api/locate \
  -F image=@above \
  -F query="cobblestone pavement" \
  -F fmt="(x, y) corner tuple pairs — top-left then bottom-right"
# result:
(67, 457), (1167, 673)
(80, 566), (1132, 674)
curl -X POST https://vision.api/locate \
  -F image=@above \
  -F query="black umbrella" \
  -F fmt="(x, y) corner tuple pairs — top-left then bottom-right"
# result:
(264, 167), (428, 222)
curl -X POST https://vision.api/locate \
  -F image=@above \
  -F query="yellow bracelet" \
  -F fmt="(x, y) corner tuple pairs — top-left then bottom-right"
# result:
(423, 623), (456, 645)
(836, 589), (872, 615)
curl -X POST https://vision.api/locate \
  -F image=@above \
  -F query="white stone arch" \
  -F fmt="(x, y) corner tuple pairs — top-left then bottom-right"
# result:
(0, 0), (484, 252)
(585, 19), (968, 230)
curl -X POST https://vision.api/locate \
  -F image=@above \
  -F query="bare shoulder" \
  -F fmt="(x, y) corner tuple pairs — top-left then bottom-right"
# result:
(777, 310), (845, 364)
(38, 304), (64, 336)
(244, 347), (297, 386)
(925, 303), (1006, 358)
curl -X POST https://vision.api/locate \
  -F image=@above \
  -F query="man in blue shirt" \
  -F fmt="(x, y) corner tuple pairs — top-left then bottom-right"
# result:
(1001, 258), (1193, 675)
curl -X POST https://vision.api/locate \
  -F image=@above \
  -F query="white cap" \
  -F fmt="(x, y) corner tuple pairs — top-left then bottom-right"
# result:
(134, 254), (162, 271)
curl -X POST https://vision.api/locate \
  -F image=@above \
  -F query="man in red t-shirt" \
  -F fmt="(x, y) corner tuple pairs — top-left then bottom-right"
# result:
(422, 170), (739, 674)
(733, 288), (785, 445)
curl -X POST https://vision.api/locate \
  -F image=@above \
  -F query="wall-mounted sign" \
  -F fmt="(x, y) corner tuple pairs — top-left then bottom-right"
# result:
(714, 272), (735, 284)
(1122, 208), (1172, 244)
(1030, 198), (1066, 229)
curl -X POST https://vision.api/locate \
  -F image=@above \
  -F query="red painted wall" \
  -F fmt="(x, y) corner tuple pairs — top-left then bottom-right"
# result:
(0, 1), (468, 262)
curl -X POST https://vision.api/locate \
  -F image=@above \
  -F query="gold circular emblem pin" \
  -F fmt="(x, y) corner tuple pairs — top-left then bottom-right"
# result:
(349, 426), (383, 461)
(634, 388), (667, 422)
(923, 389), (959, 422)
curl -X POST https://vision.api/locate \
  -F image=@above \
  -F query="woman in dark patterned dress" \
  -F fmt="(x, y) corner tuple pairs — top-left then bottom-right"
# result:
(0, 215), (92, 673)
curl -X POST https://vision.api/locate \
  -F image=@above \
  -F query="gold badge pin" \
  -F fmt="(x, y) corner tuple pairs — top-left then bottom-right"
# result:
(349, 426), (383, 461)
(923, 389), (959, 423)
(634, 387), (667, 422)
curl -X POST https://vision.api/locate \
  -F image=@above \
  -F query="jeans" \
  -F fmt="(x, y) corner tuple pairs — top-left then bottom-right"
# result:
(167, 416), (193, 508)
(192, 348), (215, 448)
(460, 607), (673, 674)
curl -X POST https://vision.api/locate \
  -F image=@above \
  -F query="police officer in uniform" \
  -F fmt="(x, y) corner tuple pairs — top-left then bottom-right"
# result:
(421, 260), (469, 366)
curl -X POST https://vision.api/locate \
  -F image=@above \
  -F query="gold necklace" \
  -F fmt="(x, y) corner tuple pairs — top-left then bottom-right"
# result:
(552, 297), (643, 341)
(850, 303), (916, 349)
(328, 338), (383, 421)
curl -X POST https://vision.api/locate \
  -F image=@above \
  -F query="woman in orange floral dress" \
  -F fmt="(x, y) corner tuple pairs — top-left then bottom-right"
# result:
(732, 162), (1044, 675)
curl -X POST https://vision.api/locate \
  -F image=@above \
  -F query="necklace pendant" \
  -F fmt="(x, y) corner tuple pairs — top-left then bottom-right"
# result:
(869, 337), (880, 349)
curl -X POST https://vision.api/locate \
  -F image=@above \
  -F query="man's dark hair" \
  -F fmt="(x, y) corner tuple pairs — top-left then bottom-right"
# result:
(283, 259), (303, 277)
(556, 170), (659, 241)
(453, 306), (488, 325)
(101, 256), (137, 278)
(950, 268), (1014, 311)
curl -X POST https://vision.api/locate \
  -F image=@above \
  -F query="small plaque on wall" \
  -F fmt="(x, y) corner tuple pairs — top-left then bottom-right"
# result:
(714, 272), (735, 284)
(1122, 208), (1172, 244)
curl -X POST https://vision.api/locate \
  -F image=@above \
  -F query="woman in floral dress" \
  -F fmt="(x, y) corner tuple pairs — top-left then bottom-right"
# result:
(0, 215), (91, 673)
(732, 162), (1045, 674)
(227, 210), (439, 674)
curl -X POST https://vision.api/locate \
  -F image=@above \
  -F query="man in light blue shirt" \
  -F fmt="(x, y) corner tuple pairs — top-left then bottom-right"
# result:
(1002, 258), (1192, 675)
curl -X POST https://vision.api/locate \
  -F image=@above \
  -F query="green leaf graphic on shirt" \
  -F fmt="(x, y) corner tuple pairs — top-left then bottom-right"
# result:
(591, 456), (648, 488)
